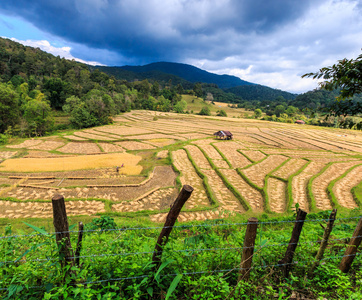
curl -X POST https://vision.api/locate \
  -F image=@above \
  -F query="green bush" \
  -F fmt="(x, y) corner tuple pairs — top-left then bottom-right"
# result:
(0, 133), (9, 145)
(86, 216), (118, 231)
(198, 106), (211, 116)
(216, 109), (227, 117)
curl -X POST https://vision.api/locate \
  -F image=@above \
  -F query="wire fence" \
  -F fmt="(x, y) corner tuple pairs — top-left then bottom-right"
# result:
(1, 234), (362, 266)
(1, 215), (360, 240)
(1, 214), (362, 293)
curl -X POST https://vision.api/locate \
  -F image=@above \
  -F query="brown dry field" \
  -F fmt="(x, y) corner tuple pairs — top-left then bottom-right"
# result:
(1, 110), (362, 222)
(0, 153), (142, 173)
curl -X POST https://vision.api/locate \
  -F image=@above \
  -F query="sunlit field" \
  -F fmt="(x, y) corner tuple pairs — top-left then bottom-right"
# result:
(0, 110), (361, 221)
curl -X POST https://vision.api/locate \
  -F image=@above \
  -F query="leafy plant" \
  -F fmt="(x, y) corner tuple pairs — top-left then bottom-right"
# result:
(86, 216), (118, 231)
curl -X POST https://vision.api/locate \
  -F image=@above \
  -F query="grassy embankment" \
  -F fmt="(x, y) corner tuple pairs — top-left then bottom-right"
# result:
(181, 95), (250, 117)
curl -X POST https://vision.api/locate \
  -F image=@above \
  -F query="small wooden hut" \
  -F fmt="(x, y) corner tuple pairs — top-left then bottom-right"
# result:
(213, 130), (233, 140)
(295, 120), (305, 125)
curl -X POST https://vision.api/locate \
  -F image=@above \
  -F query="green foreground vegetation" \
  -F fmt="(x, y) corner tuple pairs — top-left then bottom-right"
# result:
(1, 209), (362, 299)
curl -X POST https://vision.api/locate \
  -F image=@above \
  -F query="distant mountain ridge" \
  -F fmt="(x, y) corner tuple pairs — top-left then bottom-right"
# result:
(226, 84), (297, 101)
(97, 62), (297, 101)
(119, 62), (253, 89)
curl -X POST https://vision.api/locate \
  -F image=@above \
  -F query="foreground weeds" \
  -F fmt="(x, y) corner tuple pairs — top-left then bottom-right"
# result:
(1, 210), (362, 299)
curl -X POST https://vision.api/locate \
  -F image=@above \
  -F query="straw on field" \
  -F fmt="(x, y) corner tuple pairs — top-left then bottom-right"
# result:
(0, 153), (143, 174)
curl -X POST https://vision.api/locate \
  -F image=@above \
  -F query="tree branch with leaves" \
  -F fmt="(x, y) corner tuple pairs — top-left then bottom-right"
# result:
(302, 52), (362, 122)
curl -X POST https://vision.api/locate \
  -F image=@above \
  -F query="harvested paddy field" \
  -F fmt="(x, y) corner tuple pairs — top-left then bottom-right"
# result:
(0, 153), (143, 173)
(1, 110), (362, 221)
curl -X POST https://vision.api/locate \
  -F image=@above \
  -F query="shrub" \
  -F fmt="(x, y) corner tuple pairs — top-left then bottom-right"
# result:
(216, 109), (227, 117)
(86, 216), (117, 231)
(0, 133), (9, 145)
(174, 100), (187, 113)
(199, 106), (211, 116)
(253, 108), (262, 118)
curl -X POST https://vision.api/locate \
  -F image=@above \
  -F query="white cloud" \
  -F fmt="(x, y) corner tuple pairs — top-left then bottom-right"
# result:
(8, 38), (104, 66)
(185, 0), (362, 93)
(2, 0), (362, 93)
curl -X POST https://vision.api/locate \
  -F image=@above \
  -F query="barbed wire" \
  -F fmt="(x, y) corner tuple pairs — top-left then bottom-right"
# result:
(1, 234), (361, 266)
(1, 252), (361, 292)
(1, 215), (360, 240)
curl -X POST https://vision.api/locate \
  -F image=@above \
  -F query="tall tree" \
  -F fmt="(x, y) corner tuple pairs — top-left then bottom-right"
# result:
(193, 83), (203, 98)
(23, 94), (53, 136)
(151, 81), (160, 97)
(0, 83), (20, 133)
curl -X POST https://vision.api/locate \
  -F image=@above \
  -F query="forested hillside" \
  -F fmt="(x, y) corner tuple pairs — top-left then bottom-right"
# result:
(225, 84), (297, 101)
(0, 37), (188, 137)
(94, 65), (194, 89)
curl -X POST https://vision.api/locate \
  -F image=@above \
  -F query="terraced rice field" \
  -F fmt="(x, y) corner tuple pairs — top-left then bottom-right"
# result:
(1, 110), (362, 222)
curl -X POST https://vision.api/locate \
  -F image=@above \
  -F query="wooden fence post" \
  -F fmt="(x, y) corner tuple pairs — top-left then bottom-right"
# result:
(339, 217), (362, 273)
(52, 194), (74, 269)
(279, 208), (307, 278)
(309, 209), (337, 276)
(152, 185), (193, 270)
(238, 217), (258, 281)
(75, 222), (84, 267)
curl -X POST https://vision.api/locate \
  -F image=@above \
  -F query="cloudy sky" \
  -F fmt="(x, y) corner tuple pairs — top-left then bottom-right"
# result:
(0, 0), (362, 93)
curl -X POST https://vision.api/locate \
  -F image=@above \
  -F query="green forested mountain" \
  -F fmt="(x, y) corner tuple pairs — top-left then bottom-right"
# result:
(293, 88), (362, 109)
(97, 62), (302, 102)
(225, 84), (297, 101)
(101, 62), (253, 89)
(94, 65), (194, 89)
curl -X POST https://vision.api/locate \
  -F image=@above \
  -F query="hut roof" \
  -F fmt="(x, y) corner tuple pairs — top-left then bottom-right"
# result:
(213, 130), (233, 137)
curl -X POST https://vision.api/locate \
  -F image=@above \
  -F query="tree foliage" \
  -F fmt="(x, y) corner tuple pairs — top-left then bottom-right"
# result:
(198, 106), (211, 116)
(174, 100), (187, 113)
(303, 52), (362, 116)
(253, 108), (262, 118)
(0, 82), (20, 133)
(216, 109), (227, 117)
(23, 97), (53, 136)
(303, 53), (362, 100)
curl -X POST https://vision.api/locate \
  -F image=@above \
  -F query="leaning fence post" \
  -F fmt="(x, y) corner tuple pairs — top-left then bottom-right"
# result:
(279, 208), (307, 278)
(339, 217), (362, 273)
(238, 217), (258, 281)
(52, 194), (74, 270)
(309, 209), (337, 276)
(152, 185), (193, 270)
(75, 222), (84, 267)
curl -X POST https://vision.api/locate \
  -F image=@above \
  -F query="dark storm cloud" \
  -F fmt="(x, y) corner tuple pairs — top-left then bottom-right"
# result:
(0, 0), (322, 64)
(1, 0), (362, 93)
